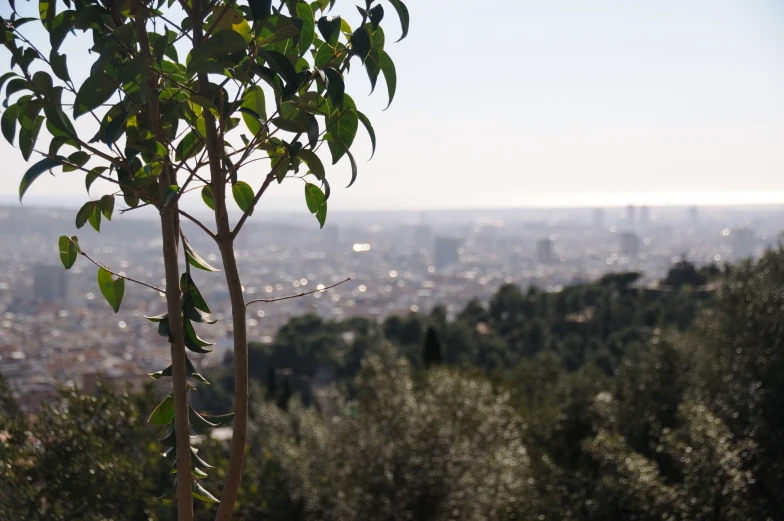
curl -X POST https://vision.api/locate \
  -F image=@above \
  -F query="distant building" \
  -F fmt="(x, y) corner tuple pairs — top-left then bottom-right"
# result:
(593, 208), (605, 228)
(434, 236), (459, 269)
(33, 264), (67, 302)
(688, 206), (699, 225)
(625, 205), (637, 228)
(620, 232), (640, 258)
(536, 237), (555, 264)
(640, 206), (650, 227)
(731, 228), (755, 260)
(414, 224), (432, 249)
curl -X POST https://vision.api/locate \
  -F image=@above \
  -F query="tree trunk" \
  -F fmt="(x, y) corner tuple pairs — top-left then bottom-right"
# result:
(191, 2), (249, 518)
(134, 10), (194, 521)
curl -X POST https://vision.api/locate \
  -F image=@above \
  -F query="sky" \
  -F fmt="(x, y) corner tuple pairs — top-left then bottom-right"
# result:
(2, 0), (784, 212)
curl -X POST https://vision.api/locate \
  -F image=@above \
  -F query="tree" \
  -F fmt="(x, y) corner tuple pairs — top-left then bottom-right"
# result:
(1, 0), (409, 518)
(422, 325), (442, 368)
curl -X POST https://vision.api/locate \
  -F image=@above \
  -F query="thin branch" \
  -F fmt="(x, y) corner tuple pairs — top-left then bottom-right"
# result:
(173, 206), (217, 240)
(245, 278), (351, 306)
(230, 171), (276, 239)
(69, 238), (165, 294)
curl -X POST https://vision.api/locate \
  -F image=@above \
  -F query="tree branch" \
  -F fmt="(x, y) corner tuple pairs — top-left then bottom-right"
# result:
(245, 278), (350, 306)
(69, 238), (165, 294)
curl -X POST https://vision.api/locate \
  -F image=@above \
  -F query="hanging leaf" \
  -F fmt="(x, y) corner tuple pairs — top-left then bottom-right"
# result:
(356, 111), (376, 159)
(369, 4), (384, 29)
(99, 195), (115, 220)
(184, 319), (214, 353)
(175, 131), (204, 161)
(325, 94), (357, 164)
(298, 149), (325, 180)
(62, 150), (89, 172)
(97, 267), (125, 313)
(192, 482), (219, 504)
(85, 166), (107, 194)
(19, 115), (44, 162)
(350, 26), (371, 63)
(201, 185), (215, 211)
(58, 235), (79, 269)
(240, 85), (267, 136)
(74, 72), (116, 119)
(323, 67), (344, 105)
(304, 182), (327, 228)
(344, 146), (358, 187)
(378, 50), (397, 109)
(75, 201), (95, 229)
(183, 236), (220, 272)
(87, 203), (102, 232)
(19, 157), (62, 201)
(180, 273), (212, 314)
(148, 394), (175, 425)
(1, 104), (20, 144)
(386, 0), (409, 41)
(232, 180), (255, 214)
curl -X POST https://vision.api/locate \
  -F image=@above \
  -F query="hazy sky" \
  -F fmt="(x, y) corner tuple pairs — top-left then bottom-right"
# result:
(2, 0), (784, 211)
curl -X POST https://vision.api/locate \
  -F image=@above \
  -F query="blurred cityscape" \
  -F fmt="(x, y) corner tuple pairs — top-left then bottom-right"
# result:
(1, 203), (783, 409)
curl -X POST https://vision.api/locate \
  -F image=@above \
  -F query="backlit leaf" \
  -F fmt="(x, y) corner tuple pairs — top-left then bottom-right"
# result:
(74, 72), (116, 119)
(19, 157), (62, 201)
(148, 394), (175, 425)
(356, 110), (376, 159)
(304, 182), (327, 228)
(97, 267), (125, 313)
(232, 180), (254, 214)
(387, 0), (409, 41)
(184, 236), (220, 272)
(58, 235), (78, 269)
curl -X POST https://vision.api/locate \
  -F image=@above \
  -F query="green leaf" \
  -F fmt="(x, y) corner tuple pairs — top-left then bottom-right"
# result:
(356, 111), (376, 160)
(148, 394), (175, 425)
(175, 131), (204, 161)
(304, 182), (327, 228)
(378, 50), (397, 109)
(326, 94), (357, 164)
(323, 67), (344, 105)
(180, 273), (212, 314)
(387, 0), (409, 41)
(58, 235), (78, 269)
(103, 111), (128, 148)
(184, 319), (214, 353)
(240, 86), (267, 136)
(0, 73), (18, 94)
(232, 180), (254, 214)
(164, 184), (178, 205)
(75, 201), (94, 229)
(296, 1), (315, 56)
(298, 149), (325, 180)
(193, 468), (209, 479)
(19, 115), (44, 162)
(201, 185), (215, 211)
(369, 4), (384, 29)
(272, 101), (313, 133)
(183, 237), (219, 272)
(317, 16), (341, 46)
(1, 104), (20, 145)
(259, 50), (298, 86)
(85, 166), (106, 194)
(192, 482), (219, 504)
(350, 26), (371, 62)
(62, 150), (89, 172)
(249, 0), (273, 20)
(99, 195), (114, 220)
(97, 267), (125, 313)
(189, 404), (218, 429)
(50, 51), (70, 82)
(187, 30), (247, 74)
(19, 157), (62, 201)
(87, 203), (102, 232)
(39, 0), (56, 30)
(74, 72), (116, 119)
(344, 146), (358, 187)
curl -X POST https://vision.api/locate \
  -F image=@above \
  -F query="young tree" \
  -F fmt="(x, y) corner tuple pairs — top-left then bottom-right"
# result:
(0, 0), (408, 518)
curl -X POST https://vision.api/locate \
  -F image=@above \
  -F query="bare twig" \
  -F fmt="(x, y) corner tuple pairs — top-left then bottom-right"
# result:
(68, 238), (165, 294)
(245, 278), (351, 306)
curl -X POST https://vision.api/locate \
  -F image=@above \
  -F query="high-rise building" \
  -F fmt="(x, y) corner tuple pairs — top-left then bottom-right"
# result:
(620, 232), (640, 259)
(593, 208), (605, 228)
(731, 228), (755, 260)
(433, 236), (459, 269)
(536, 237), (555, 264)
(640, 206), (650, 227)
(625, 205), (637, 228)
(33, 264), (67, 302)
(688, 206), (699, 225)
(414, 224), (432, 249)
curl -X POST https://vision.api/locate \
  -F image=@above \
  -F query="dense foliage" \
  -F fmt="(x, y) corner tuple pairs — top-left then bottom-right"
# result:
(4, 250), (784, 520)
